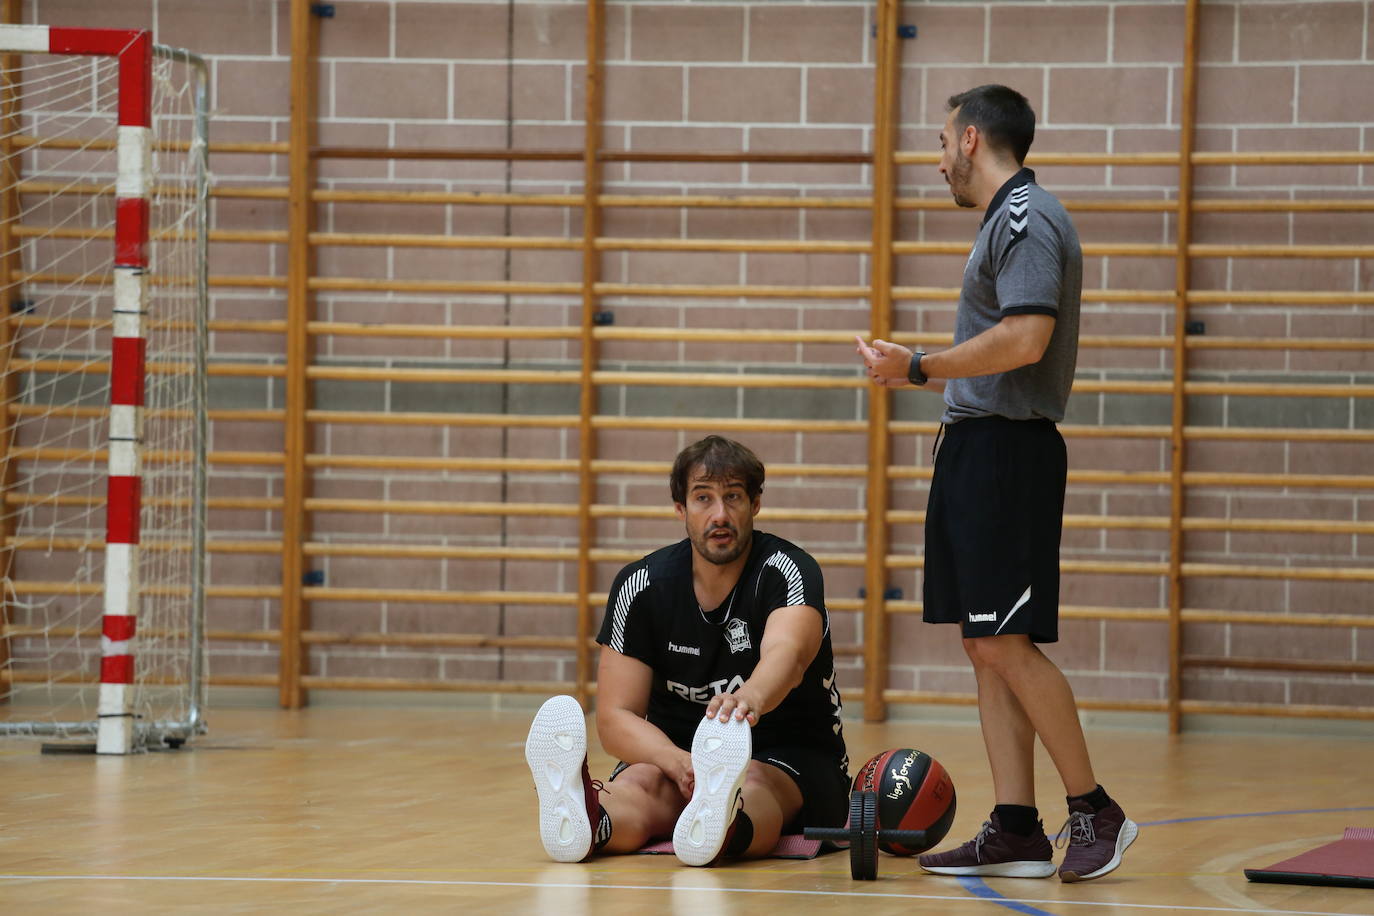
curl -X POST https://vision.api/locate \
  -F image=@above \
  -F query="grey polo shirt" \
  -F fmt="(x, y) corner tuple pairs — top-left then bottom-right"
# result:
(941, 168), (1082, 424)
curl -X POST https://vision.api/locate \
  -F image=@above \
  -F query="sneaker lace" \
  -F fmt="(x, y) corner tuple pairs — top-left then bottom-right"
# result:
(1056, 810), (1096, 849)
(971, 820), (995, 862)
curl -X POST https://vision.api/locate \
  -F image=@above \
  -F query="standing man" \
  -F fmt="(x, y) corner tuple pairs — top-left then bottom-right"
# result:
(525, 436), (849, 867)
(857, 85), (1135, 882)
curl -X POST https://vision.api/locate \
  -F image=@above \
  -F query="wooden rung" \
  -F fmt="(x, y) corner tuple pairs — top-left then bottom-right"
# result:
(7, 358), (283, 378)
(310, 322), (577, 340)
(3, 537), (283, 555)
(4, 494), (280, 510)
(305, 498), (580, 518)
(1180, 608), (1372, 627)
(597, 416), (865, 432)
(1188, 289), (1374, 305)
(309, 277), (580, 295)
(600, 237), (869, 254)
(1193, 199), (1374, 213)
(8, 447), (282, 467)
(303, 543), (580, 561)
(297, 676), (570, 694)
(313, 188), (579, 206)
(596, 281), (868, 299)
(311, 232), (580, 250)
(6, 582), (280, 598)
(305, 366), (581, 385)
(1190, 244), (1374, 259)
(591, 461), (864, 478)
(1185, 427), (1374, 443)
(302, 587), (578, 605)
(889, 468), (1172, 486)
(1186, 381), (1374, 398)
(309, 409), (578, 429)
(305, 455), (578, 473)
(1183, 656), (1374, 675)
(1178, 700), (1374, 721)
(12, 135), (286, 155)
(1180, 563), (1374, 583)
(592, 370), (864, 389)
(1187, 336), (1374, 352)
(1184, 471), (1374, 489)
(1184, 518), (1374, 536)
(301, 631), (577, 650)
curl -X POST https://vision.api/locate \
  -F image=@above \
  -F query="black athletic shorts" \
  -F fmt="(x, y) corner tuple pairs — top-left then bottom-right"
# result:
(923, 415), (1066, 643)
(610, 743), (850, 830)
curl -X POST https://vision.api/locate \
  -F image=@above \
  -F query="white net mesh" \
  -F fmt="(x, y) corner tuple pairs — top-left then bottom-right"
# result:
(0, 41), (208, 746)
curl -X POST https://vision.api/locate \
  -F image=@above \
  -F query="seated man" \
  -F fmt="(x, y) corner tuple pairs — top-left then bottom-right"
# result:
(526, 435), (850, 866)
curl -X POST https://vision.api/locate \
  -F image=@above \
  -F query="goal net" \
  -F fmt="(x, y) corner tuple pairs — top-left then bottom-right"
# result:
(0, 27), (208, 752)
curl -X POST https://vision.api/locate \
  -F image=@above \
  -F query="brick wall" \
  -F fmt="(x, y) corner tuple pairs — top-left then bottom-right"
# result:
(13, 0), (1373, 718)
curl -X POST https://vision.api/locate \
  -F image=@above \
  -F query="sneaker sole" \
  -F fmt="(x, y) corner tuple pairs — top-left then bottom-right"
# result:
(525, 695), (592, 863)
(920, 860), (1057, 878)
(673, 716), (752, 867)
(1059, 818), (1139, 883)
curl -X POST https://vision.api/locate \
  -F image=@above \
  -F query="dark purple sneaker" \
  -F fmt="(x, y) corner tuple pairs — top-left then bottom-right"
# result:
(1056, 798), (1138, 882)
(526, 695), (602, 862)
(918, 812), (1055, 878)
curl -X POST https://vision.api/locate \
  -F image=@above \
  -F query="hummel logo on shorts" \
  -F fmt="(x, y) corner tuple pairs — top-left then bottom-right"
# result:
(968, 612), (998, 623)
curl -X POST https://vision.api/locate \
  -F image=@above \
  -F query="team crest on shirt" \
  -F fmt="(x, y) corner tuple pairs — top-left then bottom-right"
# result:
(724, 617), (752, 654)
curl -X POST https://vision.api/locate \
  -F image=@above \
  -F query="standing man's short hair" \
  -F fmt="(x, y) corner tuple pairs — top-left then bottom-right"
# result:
(669, 436), (765, 505)
(946, 84), (1036, 166)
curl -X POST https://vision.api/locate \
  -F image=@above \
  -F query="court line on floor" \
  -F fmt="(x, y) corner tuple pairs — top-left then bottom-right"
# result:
(960, 805), (1374, 916)
(0, 874), (1361, 916)
(1140, 805), (1374, 827)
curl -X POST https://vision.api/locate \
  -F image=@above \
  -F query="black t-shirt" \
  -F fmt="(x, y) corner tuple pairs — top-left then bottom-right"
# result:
(596, 531), (847, 768)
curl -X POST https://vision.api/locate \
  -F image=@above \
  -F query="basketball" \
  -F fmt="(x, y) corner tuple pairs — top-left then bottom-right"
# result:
(853, 748), (957, 856)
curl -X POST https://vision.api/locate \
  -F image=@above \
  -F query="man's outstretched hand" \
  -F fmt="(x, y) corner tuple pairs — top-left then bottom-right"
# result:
(856, 334), (914, 388)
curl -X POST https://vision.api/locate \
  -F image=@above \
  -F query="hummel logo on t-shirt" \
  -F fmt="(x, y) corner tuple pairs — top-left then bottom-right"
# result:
(668, 641), (700, 656)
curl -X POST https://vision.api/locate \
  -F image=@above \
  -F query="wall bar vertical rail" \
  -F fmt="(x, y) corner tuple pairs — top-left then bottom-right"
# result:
(574, 0), (606, 707)
(0, 0), (21, 693)
(281, 0), (319, 708)
(1166, 0), (1203, 734)
(863, 0), (901, 721)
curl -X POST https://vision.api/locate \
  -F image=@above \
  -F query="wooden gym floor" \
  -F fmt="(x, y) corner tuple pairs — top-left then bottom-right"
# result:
(1, 703), (1371, 915)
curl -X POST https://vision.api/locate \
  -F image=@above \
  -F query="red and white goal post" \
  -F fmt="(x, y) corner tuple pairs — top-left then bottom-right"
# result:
(0, 25), (209, 754)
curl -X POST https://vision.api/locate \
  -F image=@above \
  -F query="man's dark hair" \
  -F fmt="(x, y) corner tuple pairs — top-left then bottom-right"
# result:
(947, 84), (1036, 165)
(669, 436), (765, 505)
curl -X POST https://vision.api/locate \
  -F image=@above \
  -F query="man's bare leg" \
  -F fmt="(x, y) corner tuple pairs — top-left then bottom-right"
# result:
(737, 761), (803, 857)
(967, 634), (1096, 797)
(967, 638), (1038, 806)
(598, 763), (690, 853)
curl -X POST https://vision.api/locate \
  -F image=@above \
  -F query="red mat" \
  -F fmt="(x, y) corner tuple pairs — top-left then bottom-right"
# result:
(1244, 827), (1374, 889)
(637, 833), (831, 860)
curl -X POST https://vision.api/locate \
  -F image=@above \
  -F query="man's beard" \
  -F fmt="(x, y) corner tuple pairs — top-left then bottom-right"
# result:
(947, 150), (976, 208)
(691, 524), (750, 566)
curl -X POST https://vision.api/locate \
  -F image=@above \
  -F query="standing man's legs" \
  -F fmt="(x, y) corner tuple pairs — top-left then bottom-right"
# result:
(968, 644), (1037, 806)
(965, 634), (1096, 801)
(918, 419), (1135, 881)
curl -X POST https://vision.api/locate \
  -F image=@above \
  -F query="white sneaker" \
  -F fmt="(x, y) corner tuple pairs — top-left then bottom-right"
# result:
(673, 715), (752, 866)
(525, 695), (596, 863)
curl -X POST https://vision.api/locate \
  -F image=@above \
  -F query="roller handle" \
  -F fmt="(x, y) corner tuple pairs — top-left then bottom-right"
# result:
(804, 826), (931, 845)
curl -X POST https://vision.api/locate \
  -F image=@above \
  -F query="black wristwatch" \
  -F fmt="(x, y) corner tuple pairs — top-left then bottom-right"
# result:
(907, 351), (928, 386)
